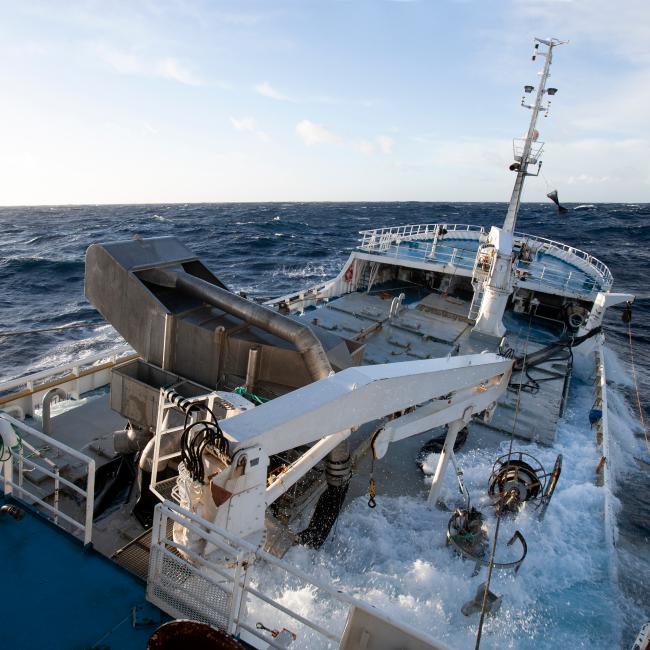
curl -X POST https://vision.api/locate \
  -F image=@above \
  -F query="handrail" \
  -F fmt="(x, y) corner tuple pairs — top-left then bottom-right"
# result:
(148, 500), (451, 650)
(359, 223), (484, 248)
(0, 413), (95, 545)
(356, 223), (613, 295)
(0, 347), (133, 395)
(514, 230), (612, 286)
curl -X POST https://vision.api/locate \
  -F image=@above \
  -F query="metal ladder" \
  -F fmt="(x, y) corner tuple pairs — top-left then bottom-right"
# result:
(468, 243), (492, 322)
(468, 284), (484, 322)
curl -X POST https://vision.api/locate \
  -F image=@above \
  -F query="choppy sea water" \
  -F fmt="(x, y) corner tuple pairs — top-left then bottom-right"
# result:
(0, 202), (648, 648)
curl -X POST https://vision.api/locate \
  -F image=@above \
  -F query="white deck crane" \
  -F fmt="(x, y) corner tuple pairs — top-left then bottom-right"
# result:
(172, 353), (512, 548)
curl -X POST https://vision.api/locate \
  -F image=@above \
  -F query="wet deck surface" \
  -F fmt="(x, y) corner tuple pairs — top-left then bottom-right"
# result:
(297, 286), (570, 446)
(0, 502), (162, 650)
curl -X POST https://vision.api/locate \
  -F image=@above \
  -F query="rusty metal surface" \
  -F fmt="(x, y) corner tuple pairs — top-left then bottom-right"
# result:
(147, 620), (244, 650)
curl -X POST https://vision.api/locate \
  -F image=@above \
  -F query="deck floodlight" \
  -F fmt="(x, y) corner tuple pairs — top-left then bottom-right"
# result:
(524, 85), (534, 93)
(547, 87), (558, 95)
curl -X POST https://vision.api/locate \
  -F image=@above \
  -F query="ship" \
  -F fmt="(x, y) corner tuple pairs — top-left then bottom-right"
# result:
(0, 38), (644, 649)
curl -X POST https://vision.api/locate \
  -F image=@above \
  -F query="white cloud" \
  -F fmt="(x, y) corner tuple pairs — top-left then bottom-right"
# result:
(255, 81), (291, 101)
(515, 0), (650, 65)
(254, 82), (376, 107)
(295, 120), (342, 146)
(230, 117), (257, 132)
(95, 44), (140, 75)
(377, 135), (395, 154)
(230, 116), (270, 142)
(156, 57), (203, 86)
(93, 44), (203, 86)
(566, 174), (610, 185)
(296, 122), (398, 157)
(354, 140), (376, 156)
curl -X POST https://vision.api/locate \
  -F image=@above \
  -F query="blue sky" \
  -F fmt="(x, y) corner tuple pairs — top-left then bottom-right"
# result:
(0, 0), (648, 205)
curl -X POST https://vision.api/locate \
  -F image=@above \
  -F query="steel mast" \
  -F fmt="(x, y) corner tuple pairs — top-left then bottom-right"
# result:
(472, 38), (566, 339)
(502, 37), (567, 233)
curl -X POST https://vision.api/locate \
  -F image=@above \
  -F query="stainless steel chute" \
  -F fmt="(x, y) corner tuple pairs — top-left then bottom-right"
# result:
(85, 237), (361, 406)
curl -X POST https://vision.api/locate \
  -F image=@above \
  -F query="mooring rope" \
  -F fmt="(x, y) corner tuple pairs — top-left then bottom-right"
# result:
(625, 313), (650, 458)
(0, 322), (88, 337)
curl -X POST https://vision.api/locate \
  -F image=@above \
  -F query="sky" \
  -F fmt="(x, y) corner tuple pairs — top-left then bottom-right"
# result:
(0, 0), (648, 205)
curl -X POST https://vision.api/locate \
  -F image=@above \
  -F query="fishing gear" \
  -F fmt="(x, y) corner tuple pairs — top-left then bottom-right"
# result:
(546, 189), (569, 214)
(488, 451), (562, 515)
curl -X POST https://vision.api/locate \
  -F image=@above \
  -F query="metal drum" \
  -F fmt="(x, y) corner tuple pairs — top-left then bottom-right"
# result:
(147, 620), (244, 650)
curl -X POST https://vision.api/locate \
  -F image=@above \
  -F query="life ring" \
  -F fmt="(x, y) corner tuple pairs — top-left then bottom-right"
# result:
(344, 265), (354, 282)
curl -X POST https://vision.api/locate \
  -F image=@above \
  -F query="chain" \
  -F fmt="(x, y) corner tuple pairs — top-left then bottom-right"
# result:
(368, 449), (377, 508)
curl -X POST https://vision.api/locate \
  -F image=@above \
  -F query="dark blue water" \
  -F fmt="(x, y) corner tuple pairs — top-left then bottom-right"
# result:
(0, 202), (648, 645)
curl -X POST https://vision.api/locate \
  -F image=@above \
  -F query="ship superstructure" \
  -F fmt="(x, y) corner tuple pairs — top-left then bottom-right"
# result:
(0, 38), (641, 650)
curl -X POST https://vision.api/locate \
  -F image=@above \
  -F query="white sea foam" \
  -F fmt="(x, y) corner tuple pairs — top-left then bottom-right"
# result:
(272, 262), (339, 280)
(243, 375), (630, 649)
(604, 346), (633, 388)
(10, 325), (126, 381)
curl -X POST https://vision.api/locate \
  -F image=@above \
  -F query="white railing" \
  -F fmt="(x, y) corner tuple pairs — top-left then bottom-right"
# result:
(357, 223), (613, 297)
(513, 138), (545, 165)
(359, 223), (484, 251)
(0, 347), (135, 419)
(0, 413), (95, 545)
(513, 230), (613, 290)
(514, 260), (601, 296)
(0, 347), (131, 394)
(594, 342), (618, 575)
(148, 501), (449, 650)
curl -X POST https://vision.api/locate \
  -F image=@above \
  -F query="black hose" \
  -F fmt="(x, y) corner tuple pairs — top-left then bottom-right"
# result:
(181, 419), (230, 484)
(297, 483), (350, 549)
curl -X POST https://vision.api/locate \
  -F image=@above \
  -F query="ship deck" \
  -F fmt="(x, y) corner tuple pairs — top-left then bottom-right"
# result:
(296, 284), (570, 446)
(0, 500), (165, 649)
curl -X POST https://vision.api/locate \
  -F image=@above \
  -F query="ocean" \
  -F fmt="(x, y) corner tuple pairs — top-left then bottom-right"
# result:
(0, 201), (648, 647)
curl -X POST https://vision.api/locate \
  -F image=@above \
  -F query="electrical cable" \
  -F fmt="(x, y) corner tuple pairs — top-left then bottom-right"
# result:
(180, 418), (230, 484)
(173, 395), (230, 484)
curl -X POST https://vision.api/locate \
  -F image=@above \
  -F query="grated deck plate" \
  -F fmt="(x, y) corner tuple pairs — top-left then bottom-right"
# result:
(112, 520), (174, 580)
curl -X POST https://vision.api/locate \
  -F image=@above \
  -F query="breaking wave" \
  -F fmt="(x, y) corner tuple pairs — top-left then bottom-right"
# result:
(245, 373), (641, 649)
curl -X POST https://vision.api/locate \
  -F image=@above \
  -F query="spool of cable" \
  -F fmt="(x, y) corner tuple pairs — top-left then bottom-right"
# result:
(568, 312), (584, 330)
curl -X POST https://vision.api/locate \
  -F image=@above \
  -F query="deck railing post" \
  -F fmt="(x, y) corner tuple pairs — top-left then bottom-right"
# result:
(84, 459), (95, 546)
(54, 467), (60, 526)
(2, 455), (13, 496)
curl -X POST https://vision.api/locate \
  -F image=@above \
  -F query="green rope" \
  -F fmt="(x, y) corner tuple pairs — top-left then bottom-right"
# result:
(0, 427), (22, 462)
(234, 386), (269, 405)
